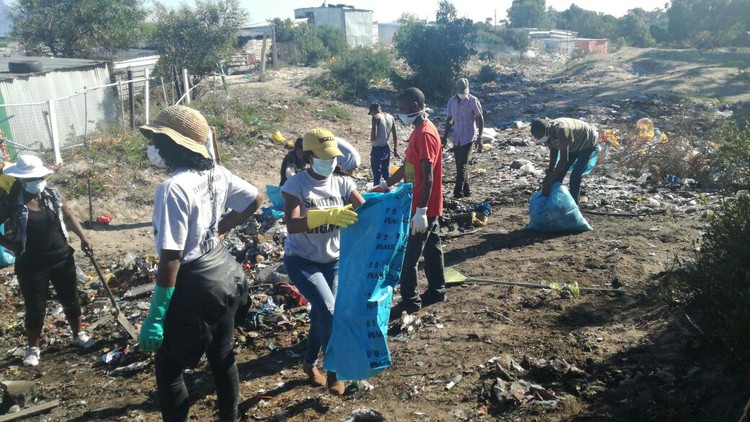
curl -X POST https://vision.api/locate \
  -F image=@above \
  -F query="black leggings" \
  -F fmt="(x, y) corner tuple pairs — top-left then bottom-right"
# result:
(17, 253), (81, 330)
(155, 313), (239, 422)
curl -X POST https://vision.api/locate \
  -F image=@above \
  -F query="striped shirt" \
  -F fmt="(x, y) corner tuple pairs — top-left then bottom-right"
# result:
(445, 94), (483, 146)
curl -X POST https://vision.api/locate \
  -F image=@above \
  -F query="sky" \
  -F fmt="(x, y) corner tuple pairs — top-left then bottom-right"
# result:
(152, 0), (670, 25)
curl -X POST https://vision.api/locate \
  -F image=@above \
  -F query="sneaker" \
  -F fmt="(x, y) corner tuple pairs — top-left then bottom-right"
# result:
(23, 347), (40, 367)
(72, 331), (95, 349)
(389, 301), (420, 320)
(327, 371), (345, 396)
(302, 363), (326, 387)
(420, 291), (446, 307)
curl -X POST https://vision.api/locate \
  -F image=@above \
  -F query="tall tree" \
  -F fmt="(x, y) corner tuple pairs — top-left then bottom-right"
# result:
(667, 0), (749, 48)
(394, 0), (476, 98)
(153, 0), (246, 85)
(10, 0), (147, 57)
(507, 0), (547, 28)
(617, 8), (656, 47)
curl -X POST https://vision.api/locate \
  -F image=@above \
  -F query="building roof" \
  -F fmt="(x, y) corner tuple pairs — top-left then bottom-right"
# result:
(0, 56), (106, 81)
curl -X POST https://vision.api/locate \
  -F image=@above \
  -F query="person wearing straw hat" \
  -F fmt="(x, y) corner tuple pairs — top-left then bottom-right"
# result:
(0, 155), (94, 367)
(281, 128), (364, 395)
(139, 105), (262, 422)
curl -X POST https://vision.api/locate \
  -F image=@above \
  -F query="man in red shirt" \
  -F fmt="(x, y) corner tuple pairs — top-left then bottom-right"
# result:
(379, 87), (445, 317)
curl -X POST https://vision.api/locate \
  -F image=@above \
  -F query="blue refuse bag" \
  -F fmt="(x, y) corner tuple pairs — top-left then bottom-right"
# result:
(0, 224), (15, 268)
(266, 185), (284, 210)
(323, 184), (413, 381)
(528, 183), (592, 232)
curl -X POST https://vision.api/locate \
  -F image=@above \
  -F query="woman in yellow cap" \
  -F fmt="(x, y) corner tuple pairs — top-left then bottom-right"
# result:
(281, 128), (364, 395)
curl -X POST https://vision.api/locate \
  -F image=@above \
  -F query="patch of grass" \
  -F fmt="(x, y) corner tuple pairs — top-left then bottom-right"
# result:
(192, 97), (288, 145)
(321, 104), (350, 121)
(295, 96), (310, 106)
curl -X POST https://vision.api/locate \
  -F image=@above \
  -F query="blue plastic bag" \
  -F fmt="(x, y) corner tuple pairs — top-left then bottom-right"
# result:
(323, 184), (413, 381)
(0, 224), (15, 268)
(528, 183), (592, 232)
(266, 185), (284, 210)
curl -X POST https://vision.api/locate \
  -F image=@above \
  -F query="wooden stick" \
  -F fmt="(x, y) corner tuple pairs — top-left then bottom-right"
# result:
(458, 277), (624, 293)
(0, 400), (61, 422)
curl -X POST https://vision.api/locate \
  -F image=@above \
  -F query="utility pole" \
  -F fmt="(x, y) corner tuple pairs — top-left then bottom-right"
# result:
(271, 23), (278, 67)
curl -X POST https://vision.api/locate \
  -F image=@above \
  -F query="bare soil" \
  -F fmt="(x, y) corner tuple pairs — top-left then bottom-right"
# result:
(0, 47), (748, 421)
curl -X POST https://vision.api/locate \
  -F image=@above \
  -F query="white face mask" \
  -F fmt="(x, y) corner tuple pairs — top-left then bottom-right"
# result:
(311, 157), (337, 177)
(457, 93), (468, 100)
(147, 144), (168, 168)
(23, 179), (46, 195)
(398, 109), (426, 126)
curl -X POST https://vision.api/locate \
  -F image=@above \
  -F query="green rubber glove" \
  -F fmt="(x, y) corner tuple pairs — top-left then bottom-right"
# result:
(307, 204), (358, 229)
(139, 285), (175, 352)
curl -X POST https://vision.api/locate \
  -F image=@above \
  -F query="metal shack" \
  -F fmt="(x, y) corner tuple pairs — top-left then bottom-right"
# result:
(0, 57), (116, 157)
(573, 39), (609, 55)
(294, 4), (374, 47)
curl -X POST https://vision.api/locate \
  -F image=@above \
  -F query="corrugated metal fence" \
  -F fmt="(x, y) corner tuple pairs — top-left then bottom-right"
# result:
(0, 65), (156, 164)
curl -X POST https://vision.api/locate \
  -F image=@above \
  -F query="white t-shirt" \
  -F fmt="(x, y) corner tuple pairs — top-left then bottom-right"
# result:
(335, 137), (361, 172)
(153, 165), (258, 264)
(282, 170), (357, 263)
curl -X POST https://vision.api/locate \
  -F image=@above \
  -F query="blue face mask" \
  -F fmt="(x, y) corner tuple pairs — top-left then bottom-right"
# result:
(311, 158), (337, 177)
(23, 179), (47, 195)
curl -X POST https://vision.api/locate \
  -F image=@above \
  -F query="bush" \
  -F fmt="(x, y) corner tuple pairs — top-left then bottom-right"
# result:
(713, 123), (750, 190)
(394, 1), (476, 100)
(478, 64), (498, 83)
(674, 193), (750, 363)
(297, 24), (347, 66)
(328, 47), (393, 99)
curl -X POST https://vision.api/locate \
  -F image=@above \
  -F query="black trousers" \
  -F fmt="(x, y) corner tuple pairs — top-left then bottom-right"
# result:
(399, 217), (445, 306)
(16, 250), (81, 330)
(453, 143), (472, 197)
(155, 245), (245, 422)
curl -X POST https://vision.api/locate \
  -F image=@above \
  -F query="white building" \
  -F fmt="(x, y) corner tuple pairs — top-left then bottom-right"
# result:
(294, 5), (374, 47)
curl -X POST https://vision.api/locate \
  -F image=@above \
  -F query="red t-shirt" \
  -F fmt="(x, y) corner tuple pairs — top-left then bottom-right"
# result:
(404, 119), (443, 217)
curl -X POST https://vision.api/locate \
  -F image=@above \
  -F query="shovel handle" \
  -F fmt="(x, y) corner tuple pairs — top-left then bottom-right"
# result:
(84, 248), (122, 311)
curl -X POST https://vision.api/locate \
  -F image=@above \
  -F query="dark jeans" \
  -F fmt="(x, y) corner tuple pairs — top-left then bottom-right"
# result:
(453, 143), (472, 197)
(371, 145), (391, 185)
(16, 250), (81, 331)
(399, 217), (445, 306)
(283, 255), (338, 366)
(553, 146), (597, 203)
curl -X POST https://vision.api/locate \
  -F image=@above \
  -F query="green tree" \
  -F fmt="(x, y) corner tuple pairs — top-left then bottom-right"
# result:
(10, 0), (147, 57)
(499, 28), (530, 55)
(153, 0), (246, 86)
(328, 47), (393, 99)
(617, 8), (656, 47)
(507, 0), (547, 28)
(295, 24), (347, 66)
(394, 0), (476, 99)
(667, 0), (750, 48)
(557, 5), (618, 39)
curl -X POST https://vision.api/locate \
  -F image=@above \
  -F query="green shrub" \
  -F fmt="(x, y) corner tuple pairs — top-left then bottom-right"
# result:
(478, 64), (498, 83)
(675, 193), (750, 363)
(713, 123), (750, 190)
(328, 47), (393, 99)
(297, 24), (347, 66)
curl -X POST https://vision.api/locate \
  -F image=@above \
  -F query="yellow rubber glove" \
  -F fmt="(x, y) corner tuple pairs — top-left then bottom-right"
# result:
(307, 204), (358, 229)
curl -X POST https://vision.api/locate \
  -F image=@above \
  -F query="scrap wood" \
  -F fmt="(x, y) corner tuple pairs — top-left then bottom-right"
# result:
(0, 399), (61, 422)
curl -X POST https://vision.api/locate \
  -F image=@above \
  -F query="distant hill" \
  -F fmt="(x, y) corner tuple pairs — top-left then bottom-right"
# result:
(0, 0), (11, 38)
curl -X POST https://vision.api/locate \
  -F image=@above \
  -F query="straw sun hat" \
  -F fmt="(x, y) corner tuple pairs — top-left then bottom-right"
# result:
(139, 105), (210, 158)
(2, 155), (53, 179)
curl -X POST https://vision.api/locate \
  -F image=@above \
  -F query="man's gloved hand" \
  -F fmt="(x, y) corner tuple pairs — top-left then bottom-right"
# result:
(410, 207), (429, 235)
(370, 180), (390, 193)
(307, 204), (358, 229)
(139, 285), (174, 352)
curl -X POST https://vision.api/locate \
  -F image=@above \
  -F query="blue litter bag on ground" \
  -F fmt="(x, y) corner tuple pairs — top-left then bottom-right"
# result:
(528, 183), (592, 232)
(266, 185), (284, 210)
(0, 224), (14, 268)
(323, 184), (412, 381)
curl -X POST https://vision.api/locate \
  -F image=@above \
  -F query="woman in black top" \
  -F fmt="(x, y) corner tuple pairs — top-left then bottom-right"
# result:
(0, 155), (93, 367)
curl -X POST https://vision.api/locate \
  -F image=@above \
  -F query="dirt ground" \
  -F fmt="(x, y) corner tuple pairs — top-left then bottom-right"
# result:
(0, 47), (748, 421)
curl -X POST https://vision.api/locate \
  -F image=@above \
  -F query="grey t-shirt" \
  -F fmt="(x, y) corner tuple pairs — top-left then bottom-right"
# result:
(372, 112), (395, 148)
(282, 170), (357, 263)
(335, 137), (361, 172)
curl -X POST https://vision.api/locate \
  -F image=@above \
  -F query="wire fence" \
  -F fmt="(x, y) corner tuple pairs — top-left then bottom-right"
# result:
(0, 66), (207, 164)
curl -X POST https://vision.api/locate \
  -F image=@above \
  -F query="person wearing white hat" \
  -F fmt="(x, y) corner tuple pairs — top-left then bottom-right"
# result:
(140, 105), (262, 422)
(0, 155), (94, 367)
